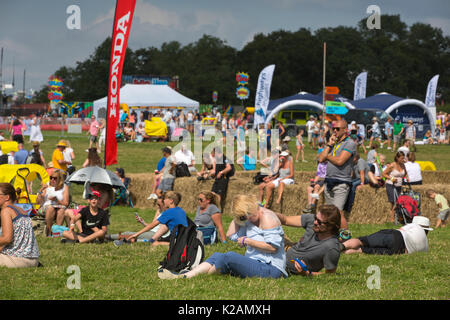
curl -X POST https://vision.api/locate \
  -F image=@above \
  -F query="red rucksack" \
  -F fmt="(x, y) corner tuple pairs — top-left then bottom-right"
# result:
(396, 195), (420, 222)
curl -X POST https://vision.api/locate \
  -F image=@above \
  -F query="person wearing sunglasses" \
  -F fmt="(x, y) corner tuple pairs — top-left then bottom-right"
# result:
(193, 191), (226, 244)
(161, 194), (287, 279)
(36, 170), (69, 236)
(275, 204), (342, 276)
(318, 119), (356, 231)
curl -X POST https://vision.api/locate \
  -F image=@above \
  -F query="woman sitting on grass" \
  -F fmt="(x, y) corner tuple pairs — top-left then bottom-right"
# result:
(61, 191), (109, 243)
(0, 183), (40, 268)
(194, 191), (226, 243)
(36, 169), (70, 236)
(159, 194), (287, 279)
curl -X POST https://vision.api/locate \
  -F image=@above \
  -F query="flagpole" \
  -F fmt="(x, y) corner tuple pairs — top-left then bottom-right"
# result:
(321, 42), (326, 127)
(104, 0), (119, 169)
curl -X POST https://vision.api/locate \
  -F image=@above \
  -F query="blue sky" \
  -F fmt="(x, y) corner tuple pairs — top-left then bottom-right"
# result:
(1, 0), (449, 94)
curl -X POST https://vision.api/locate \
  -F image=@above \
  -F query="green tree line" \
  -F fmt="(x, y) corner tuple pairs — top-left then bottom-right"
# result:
(35, 15), (450, 106)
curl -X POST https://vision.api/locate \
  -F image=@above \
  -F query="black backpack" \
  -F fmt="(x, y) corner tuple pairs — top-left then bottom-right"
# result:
(26, 152), (42, 165)
(159, 218), (204, 273)
(175, 163), (191, 177)
(227, 163), (235, 178)
(253, 172), (267, 185)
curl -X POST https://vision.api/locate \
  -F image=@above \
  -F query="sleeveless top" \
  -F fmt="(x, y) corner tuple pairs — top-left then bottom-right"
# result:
(386, 166), (405, 187)
(2, 206), (40, 259)
(279, 158), (293, 179)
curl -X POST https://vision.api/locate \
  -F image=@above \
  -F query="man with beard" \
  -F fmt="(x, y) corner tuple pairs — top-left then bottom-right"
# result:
(275, 205), (342, 276)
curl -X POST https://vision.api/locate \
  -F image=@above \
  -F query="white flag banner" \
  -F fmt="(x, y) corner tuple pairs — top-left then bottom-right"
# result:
(425, 74), (439, 107)
(253, 64), (275, 128)
(353, 71), (367, 101)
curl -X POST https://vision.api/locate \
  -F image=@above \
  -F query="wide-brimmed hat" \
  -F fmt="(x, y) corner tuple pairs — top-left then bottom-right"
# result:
(280, 151), (289, 157)
(57, 140), (68, 147)
(412, 216), (433, 231)
(283, 136), (291, 142)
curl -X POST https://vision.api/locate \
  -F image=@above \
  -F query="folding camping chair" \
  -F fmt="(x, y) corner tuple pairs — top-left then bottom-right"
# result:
(112, 177), (134, 207)
(196, 226), (217, 245)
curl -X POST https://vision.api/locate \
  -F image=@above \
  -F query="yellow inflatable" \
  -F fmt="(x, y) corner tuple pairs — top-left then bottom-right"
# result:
(0, 164), (50, 208)
(145, 117), (168, 137)
(0, 141), (19, 154)
(201, 117), (218, 128)
(416, 161), (437, 171)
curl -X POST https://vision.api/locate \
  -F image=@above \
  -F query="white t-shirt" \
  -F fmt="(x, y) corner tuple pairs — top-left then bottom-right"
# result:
(306, 120), (315, 132)
(43, 185), (67, 208)
(63, 147), (74, 164)
(398, 223), (428, 254)
(174, 149), (195, 166)
(187, 112), (194, 121)
(405, 162), (422, 183)
(222, 119), (227, 131)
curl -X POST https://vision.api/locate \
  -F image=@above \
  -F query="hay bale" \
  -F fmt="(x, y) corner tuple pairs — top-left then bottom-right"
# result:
(127, 172), (450, 226)
(421, 171), (450, 184)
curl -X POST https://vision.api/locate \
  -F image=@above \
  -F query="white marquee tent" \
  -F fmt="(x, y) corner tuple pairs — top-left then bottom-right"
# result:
(93, 84), (199, 118)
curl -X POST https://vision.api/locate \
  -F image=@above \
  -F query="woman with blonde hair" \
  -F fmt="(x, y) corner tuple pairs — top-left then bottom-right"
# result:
(159, 194), (287, 279)
(36, 169), (70, 236)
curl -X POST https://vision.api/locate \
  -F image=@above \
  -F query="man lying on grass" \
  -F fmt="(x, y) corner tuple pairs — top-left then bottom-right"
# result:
(275, 205), (342, 276)
(342, 216), (433, 255)
(61, 191), (109, 244)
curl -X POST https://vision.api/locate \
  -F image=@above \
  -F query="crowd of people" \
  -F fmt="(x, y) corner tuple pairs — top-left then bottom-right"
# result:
(0, 109), (447, 290)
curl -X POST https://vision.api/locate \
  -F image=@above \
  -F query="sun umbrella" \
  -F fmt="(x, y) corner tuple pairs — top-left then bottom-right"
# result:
(66, 166), (125, 189)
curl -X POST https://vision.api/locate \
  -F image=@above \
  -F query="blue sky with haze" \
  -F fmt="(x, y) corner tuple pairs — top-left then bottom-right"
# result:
(1, 0), (449, 93)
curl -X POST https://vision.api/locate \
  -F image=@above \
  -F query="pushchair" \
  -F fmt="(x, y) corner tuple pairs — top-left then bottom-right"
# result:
(112, 177), (134, 207)
(394, 182), (421, 225)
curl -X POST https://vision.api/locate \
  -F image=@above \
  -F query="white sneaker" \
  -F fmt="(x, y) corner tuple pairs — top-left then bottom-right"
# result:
(147, 193), (157, 200)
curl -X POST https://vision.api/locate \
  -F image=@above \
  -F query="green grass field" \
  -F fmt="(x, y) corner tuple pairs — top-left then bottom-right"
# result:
(0, 131), (449, 300)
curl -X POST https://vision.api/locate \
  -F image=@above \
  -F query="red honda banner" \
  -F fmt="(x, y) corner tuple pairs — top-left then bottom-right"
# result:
(105, 0), (136, 166)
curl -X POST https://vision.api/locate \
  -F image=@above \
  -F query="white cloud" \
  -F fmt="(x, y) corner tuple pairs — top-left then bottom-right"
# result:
(134, 1), (181, 28)
(423, 17), (450, 35)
